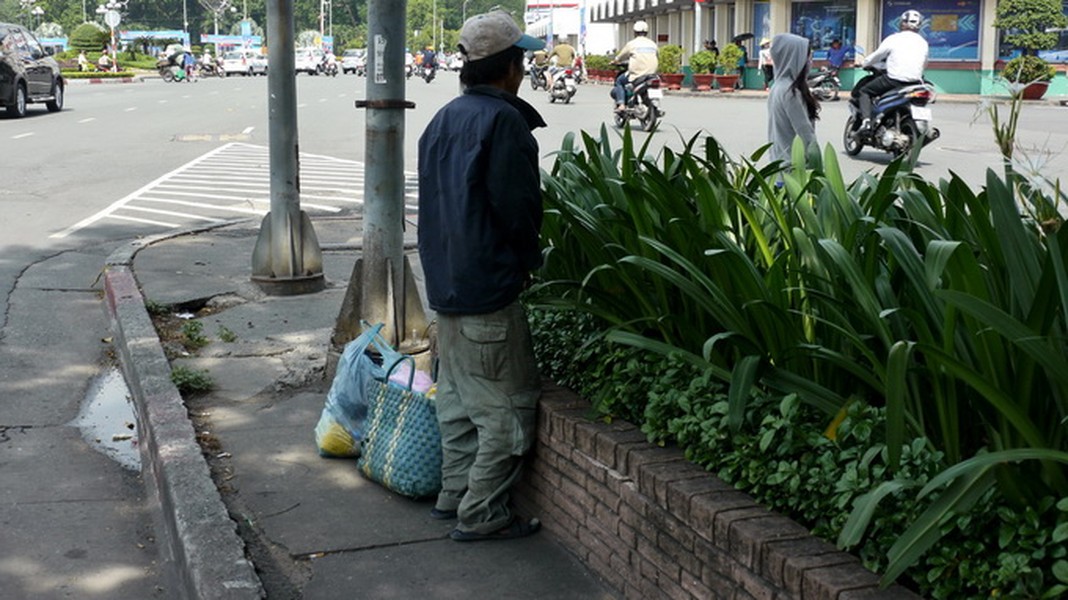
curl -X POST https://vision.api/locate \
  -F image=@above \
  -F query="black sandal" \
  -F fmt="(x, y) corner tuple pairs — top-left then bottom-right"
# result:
(449, 517), (541, 542)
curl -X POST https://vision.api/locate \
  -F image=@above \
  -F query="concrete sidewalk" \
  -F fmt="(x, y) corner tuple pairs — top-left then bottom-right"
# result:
(103, 216), (617, 599)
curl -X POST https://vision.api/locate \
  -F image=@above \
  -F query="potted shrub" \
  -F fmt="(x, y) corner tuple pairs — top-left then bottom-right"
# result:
(713, 43), (744, 91)
(689, 50), (717, 91)
(584, 54), (612, 82)
(993, 0), (1068, 99)
(1001, 55), (1057, 99)
(657, 45), (684, 90)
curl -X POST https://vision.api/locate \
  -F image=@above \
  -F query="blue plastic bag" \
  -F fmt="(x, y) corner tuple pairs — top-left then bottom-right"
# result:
(317, 323), (384, 457)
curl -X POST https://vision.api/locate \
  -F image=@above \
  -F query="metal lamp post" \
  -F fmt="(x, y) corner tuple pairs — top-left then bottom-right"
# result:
(97, 0), (123, 72)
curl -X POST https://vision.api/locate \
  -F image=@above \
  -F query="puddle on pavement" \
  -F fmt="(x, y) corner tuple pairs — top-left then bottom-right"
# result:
(71, 368), (141, 471)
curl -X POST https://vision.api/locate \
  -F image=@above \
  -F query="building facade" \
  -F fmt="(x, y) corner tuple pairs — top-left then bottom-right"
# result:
(588, 0), (1068, 95)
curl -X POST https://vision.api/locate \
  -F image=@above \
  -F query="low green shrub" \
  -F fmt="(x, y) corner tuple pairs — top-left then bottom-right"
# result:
(529, 122), (1068, 595)
(583, 54), (612, 71)
(530, 323), (1068, 597)
(63, 71), (136, 79)
(170, 365), (213, 395)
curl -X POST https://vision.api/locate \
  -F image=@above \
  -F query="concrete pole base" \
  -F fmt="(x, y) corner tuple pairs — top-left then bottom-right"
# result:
(251, 272), (326, 296)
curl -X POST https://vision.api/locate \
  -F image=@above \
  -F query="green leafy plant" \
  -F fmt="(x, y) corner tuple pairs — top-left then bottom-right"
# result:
(1001, 54), (1057, 84)
(170, 365), (213, 395)
(217, 325), (238, 343)
(69, 22), (107, 52)
(180, 320), (209, 351)
(716, 42), (744, 74)
(657, 44), (683, 74)
(63, 71), (136, 79)
(688, 50), (717, 74)
(531, 123), (1068, 590)
(994, 0), (1068, 56)
(993, 0), (1066, 88)
(144, 299), (169, 316)
(584, 54), (611, 71)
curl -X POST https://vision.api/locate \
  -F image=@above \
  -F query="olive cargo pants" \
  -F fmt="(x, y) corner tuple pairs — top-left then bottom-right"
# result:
(432, 301), (542, 534)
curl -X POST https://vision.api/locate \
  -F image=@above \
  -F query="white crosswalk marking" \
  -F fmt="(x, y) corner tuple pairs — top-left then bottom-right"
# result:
(51, 142), (418, 239)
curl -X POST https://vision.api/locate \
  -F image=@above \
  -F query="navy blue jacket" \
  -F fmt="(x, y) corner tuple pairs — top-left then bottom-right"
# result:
(417, 85), (547, 315)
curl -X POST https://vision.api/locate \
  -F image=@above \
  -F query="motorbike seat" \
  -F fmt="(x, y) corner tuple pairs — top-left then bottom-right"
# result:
(631, 74), (656, 87)
(873, 81), (933, 110)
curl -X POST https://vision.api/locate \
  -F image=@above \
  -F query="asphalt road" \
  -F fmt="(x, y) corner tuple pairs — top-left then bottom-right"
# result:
(6, 70), (1068, 249)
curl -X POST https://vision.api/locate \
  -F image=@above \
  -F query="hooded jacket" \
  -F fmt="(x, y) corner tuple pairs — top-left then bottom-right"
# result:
(767, 33), (817, 166)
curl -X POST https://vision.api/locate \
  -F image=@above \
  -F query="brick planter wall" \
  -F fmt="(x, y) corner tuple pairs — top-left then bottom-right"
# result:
(513, 382), (921, 600)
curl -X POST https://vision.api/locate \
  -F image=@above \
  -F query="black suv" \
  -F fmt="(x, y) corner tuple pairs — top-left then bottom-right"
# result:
(0, 23), (64, 118)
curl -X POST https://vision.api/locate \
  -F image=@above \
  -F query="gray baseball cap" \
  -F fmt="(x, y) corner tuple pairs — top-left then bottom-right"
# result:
(458, 10), (544, 62)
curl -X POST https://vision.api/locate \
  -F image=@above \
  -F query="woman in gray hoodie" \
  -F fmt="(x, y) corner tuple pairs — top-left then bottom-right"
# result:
(767, 33), (820, 168)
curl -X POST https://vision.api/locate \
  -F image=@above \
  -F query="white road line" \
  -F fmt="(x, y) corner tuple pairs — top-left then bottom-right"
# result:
(137, 197), (267, 215)
(78, 117), (95, 123)
(119, 205), (227, 222)
(158, 100), (168, 104)
(12, 132), (34, 139)
(125, 107), (138, 112)
(50, 143), (237, 239)
(144, 189), (342, 212)
(157, 182), (270, 193)
(242, 126), (255, 134)
(55, 142), (409, 236)
(108, 214), (179, 228)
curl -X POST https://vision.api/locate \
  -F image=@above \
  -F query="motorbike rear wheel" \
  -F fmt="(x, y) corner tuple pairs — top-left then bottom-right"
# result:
(894, 119), (919, 158)
(820, 80), (840, 101)
(640, 104), (659, 132)
(161, 69), (175, 83)
(843, 115), (864, 156)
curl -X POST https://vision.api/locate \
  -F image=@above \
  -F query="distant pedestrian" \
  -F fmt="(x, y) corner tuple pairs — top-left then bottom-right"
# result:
(77, 50), (89, 72)
(417, 9), (546, 542)
(827, 38), (847, 72)
(182, 49), (197, 80)
(703, 39), (719, 60)
(758, 38), (774, 89)
(735, 40), (748, 88)
(767, 33), (819, 169)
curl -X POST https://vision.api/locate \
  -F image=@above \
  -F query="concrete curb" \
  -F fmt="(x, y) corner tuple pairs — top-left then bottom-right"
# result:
(103, 220), (264, 600)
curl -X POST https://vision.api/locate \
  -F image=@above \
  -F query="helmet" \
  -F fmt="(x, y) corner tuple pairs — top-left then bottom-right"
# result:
(634, 20), (649, 34)
(900, 10), (922, 31)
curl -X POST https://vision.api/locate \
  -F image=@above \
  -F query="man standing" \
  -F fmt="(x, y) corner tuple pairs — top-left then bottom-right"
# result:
(611, 20), (659, 113)
(417, 9), (546, 542)
(854, 9), (928, 131)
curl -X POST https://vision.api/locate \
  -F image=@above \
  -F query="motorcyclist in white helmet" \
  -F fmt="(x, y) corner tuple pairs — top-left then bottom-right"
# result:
(853, 9), (928, 132)
(610, 20), (659, 113)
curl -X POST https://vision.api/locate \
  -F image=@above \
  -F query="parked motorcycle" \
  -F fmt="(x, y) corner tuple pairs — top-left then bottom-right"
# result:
(612, 71), (663, 132)
(844, 69), (940, 158)
(808, 66), (840, 101)
(548, 67), (577, 104)
(422, 63), (436, 83)
(528, 64), (547, 90)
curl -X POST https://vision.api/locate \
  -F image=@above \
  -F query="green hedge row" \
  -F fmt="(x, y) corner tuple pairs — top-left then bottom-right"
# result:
(526, 117), (1068, 597)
